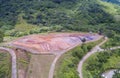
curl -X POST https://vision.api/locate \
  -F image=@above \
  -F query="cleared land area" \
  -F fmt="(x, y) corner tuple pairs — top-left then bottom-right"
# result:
(10, 33), (100, 54)
(6, 32), (102, 78)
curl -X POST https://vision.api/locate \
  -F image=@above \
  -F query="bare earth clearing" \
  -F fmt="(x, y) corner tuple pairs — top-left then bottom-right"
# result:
(1, 32), (120, 78)
(10, 33), (100, 55)
(0, 32), (102, 78)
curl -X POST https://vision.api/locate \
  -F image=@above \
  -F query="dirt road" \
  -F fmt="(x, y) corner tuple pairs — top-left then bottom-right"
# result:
(77, 38), (120, 78)
(0, 47), (17, 78)
(48, 35), (103, 78)
(48, 42), (81, 78)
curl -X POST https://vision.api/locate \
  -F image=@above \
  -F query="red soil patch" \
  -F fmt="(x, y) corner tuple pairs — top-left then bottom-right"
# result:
(10, 33), (100, 54)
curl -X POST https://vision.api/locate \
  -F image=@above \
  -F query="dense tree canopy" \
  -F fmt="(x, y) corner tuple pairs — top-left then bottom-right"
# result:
(0, 0), (118, 31)
(0, 0), (120, 38)
(103, 0), (120, 5)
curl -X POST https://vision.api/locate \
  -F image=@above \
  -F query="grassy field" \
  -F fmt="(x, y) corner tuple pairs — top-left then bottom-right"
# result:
(82, 49), (120, 78)
(0, 51), (11, 78)
(26, 54), (55, 78)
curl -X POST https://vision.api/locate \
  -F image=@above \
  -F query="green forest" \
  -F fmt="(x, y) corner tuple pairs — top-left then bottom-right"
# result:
(103, 0), (120, 5)
(0, 0), (120, 78)
(0, 0), (120, 38)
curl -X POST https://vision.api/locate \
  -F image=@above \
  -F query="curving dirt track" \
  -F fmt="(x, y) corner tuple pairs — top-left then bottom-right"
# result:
(48, 34), (103, 78)
(77, 37), (120, 78)
(48, 42), (81, 78)
(0, 47), (17, 78)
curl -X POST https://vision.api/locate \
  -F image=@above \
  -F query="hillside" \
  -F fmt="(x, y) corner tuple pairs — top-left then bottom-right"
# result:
(0, 1), (120, 78)
(0, 0), (120, 37)
(103, 0), (120, 5)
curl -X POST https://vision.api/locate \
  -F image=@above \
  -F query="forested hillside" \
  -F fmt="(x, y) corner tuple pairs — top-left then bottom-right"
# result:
(0, 0), (120, 37)
(103, 0), (120, 5)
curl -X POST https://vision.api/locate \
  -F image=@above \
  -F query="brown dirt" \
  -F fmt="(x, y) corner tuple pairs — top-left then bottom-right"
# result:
(10, 33), (99, 54)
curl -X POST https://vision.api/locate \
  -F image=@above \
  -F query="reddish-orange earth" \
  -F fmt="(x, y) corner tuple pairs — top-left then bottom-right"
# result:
(10, 33), (100, 54)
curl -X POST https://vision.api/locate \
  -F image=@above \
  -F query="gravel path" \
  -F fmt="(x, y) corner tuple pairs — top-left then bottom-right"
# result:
(0, 47), (17, 78)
